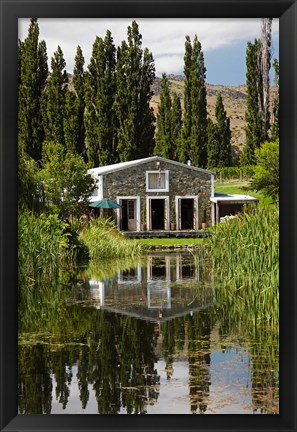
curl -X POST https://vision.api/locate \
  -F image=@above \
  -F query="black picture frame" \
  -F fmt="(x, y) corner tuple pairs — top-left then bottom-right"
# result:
(0, 0), (296, 431)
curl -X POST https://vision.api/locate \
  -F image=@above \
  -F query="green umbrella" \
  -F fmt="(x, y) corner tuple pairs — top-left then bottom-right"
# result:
(89, 198), (122, 209)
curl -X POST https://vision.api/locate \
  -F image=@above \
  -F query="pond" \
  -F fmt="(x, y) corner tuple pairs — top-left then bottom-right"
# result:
(18, 251), (279, 414)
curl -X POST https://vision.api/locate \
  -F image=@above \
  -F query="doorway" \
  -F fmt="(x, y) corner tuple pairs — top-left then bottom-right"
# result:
(120, 199), (136, 231)
(180, 199), (194, 229)
(151, 199), (165, 230)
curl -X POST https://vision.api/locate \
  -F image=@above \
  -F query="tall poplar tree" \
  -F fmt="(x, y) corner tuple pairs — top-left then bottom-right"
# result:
(244, 20), (273, 164)
(18, 18), (48, 161)
(244, 39), (264, 164)
(207, 94), (231, 168)
(207, 119), (220, 168)
(181, 35), (208, 167)
(154, 74), (172, 158)
(171, 93), (182, 160)
(180, 36), (193, 163)
(84, 31), (117, 166)
(63, 89), (80, 154)
(73, 46), (86, 156)
(115, 21), (155, 161)
(215, 93), (232, 166)
(42, 46), (68, 146)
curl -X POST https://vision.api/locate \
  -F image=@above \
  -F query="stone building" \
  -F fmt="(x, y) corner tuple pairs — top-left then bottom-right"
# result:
(88, 156), (215, 231)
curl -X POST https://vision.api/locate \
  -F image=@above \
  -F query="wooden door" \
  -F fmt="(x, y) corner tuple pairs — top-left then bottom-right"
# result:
(127, 200), (136, 231)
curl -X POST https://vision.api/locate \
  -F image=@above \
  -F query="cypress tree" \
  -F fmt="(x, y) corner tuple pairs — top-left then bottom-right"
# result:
(115, 21), (155, 162)
(84, 31), (117, 166)
(42, 46), (68, 146)
(18, 18), (48, 161)
(154, 73), (172, 158)
(171, 93), (182, 161)
(181, 35), (208, 167)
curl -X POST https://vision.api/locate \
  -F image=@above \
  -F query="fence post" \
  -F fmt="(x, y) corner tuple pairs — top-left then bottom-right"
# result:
(220, 172), (222, 183)
(240, 170), (242, 182)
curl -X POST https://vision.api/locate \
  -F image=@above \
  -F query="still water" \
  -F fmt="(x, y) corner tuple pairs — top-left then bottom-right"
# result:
(18, 252), (279, 414)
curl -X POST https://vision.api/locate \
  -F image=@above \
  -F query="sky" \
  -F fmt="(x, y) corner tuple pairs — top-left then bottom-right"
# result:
(18, 18), (279, 86)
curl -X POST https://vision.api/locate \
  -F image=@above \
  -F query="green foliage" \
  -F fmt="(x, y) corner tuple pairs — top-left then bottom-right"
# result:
(18, 154), (45, 213)
(171, 93), (183, 160)
(244, 39), (265, 164)
(154, 77), (182, 161)
(42, 46), (68, 145)
(115, 21), (155, 161)
(79, 217), (142, 260)
(181, 35), (208, 167)
(211, 165), (255, 180)
(209, 205), (279, 326)
(40, 141), (95, 217)
(154, 73), (172, 158)
(85, 32), (117, 166)
(249, 140), (279, 200)
(72, 46), (86, 157)
(18, 212), (70, 283)
(18, 18), (48, 161)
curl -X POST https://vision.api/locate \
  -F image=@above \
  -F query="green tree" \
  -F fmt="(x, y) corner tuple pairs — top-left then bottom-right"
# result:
(63, 89), (81, 154)
(154, 73), (172, 158)
(171, 93), (182, 160)
(40, 141), (95, 217)
(42, 46), (68, 146)
(249, 139), (279, 201)
(207, 118), (220, 168)
(18, 18), (48, 161)
(18, 154), (45, 213)
(244, 39), (264, 164)
(181, 35), (208, 167)
(213, 93), (232, 167)
(72, 46), (86, 156)
(115, 21), (155, 161)
(85, 31), (117, 166)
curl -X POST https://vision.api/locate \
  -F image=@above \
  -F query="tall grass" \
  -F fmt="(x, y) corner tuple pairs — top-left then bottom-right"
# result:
(79, 217), (142, 260)
(209, 206), (279, 327)
(18, 213), (70, 285)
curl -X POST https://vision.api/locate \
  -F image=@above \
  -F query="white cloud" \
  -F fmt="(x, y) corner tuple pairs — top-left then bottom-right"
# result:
(18, 18), (279, 77)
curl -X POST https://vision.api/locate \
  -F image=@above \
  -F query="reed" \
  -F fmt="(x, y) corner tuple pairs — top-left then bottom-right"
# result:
(18, 212), (70, 284)
(79, 217), (142, 261)
(209, 206), (279, 327)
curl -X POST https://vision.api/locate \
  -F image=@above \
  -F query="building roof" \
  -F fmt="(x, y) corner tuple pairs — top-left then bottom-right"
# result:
(88, 156), (216, 177)
(210, 192), (258, 204)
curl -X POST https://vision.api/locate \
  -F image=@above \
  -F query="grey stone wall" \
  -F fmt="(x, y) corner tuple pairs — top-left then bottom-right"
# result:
(101, 160), (213, 227)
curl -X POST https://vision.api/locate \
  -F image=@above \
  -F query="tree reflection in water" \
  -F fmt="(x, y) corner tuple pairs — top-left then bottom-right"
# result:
(18, 252), (279, 414)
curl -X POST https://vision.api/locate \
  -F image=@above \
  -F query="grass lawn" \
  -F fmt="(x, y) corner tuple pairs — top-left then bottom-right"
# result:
(215, 180), (273, 207)
(139, 237), (207, 246)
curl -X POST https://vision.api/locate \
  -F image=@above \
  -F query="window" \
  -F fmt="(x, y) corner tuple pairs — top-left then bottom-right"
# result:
(146, 171), (169, 192)
(92, 187), (98, 197)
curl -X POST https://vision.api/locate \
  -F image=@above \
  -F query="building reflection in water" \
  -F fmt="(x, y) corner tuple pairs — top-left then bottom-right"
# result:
(88, 253), (215, 323)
